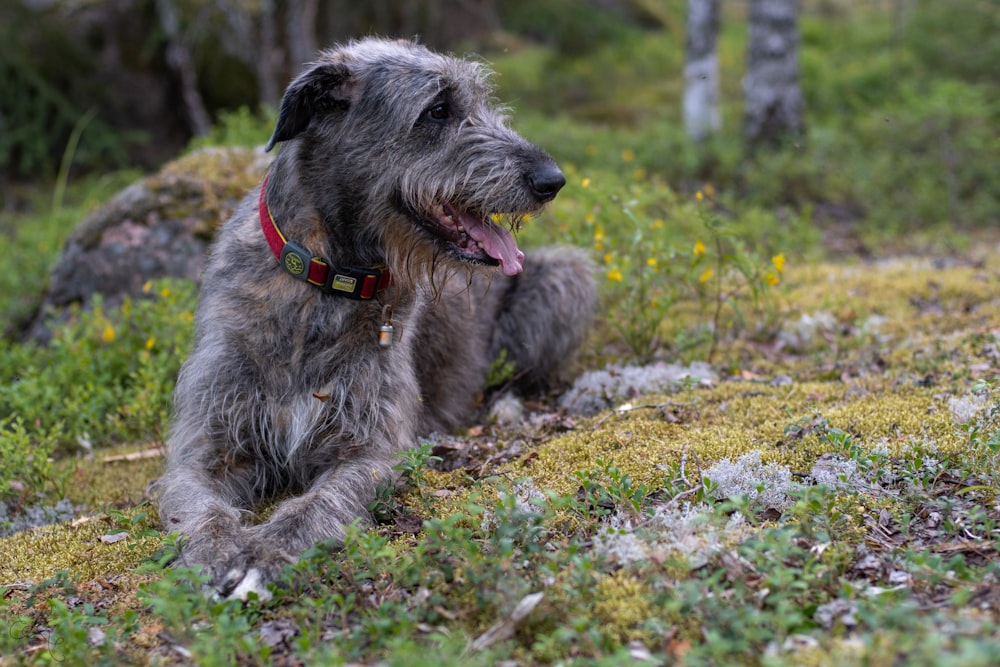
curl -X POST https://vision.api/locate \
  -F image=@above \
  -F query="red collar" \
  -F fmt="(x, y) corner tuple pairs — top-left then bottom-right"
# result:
(258, 174), (391, 300)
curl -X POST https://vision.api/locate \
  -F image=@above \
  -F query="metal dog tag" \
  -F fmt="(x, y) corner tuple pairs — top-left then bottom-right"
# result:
(378, 304), (394, 349)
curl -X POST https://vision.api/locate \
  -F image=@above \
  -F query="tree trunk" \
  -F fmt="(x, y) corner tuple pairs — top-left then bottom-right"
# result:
(285, 0), (319, 74)
(155, 0), (212, 137)
(684, 0), (721, 141)
(744, 0), (804, 148)
(256, 0), (283, 109)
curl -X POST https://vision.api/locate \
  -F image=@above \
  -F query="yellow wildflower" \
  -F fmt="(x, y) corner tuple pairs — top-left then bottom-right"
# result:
(772, 253), (786, 273)
(650, 218), (665, 230)
(695, 191), (703, 201)
(704, 183), (715, 197)
(145, 337), (156, 351)
(699, 268), (713, 283)
(621, 149), (635, 163)
(142, 281), (152, 293)
(581, 177), (591, 189)
(607, 269), (623, 282)
(765, 271), (780, 286)
(646, 257), (657, 268)
(604, 253), (614, 264)
(693, 240), (706, 257)
(160, 287), (170, 298)
(101, 322), (115, 343)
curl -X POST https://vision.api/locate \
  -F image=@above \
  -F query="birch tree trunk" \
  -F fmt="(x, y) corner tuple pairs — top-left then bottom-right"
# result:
(285, 0), (319, 74)
(156, 0), (212, 137)
(683, 0), (721, 141)
(744, 0), (804, 148)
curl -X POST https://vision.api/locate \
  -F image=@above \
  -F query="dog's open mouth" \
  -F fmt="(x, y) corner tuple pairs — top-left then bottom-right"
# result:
(419, 203), (526, 276)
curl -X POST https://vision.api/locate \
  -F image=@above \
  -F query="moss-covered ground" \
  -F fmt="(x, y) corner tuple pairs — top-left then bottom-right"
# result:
(2, 237), (999, 665)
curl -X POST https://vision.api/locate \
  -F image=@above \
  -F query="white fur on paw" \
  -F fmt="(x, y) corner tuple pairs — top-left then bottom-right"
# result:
(489, 392), (524, 427)
(226, 568), (272, 602)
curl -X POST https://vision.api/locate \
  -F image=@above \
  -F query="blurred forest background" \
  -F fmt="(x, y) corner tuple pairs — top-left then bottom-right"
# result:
(1, 0), (996, 241)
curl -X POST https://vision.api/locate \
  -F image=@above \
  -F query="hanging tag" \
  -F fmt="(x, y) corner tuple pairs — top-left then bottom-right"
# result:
(378, 304), (394, 349)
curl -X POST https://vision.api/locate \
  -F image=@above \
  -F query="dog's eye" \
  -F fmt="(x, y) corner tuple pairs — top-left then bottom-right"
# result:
(425, 103), (451, 122)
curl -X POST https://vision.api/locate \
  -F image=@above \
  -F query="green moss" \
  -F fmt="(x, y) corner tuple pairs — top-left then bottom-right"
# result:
(60, 445), (164, 510)
(160, 146), (269, 200)
(0, 507), (159, 584)
(1, 444), (162, 586)
(154, 147), (270, 236)
(591, 572), (654, 644)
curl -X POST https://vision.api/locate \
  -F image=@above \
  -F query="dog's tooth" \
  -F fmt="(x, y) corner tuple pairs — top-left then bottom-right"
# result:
(477, 241), (484, 249)
(456, 225), (464, 232)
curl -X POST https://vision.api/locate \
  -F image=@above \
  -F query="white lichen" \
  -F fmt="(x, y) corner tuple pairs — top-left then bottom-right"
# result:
(948, 394), (987, 426)
(703, 450), (797, 509)
(480, 480), (546, 532)
(776, 311), (837, 349)
(560, 361), (717, 415)
(808, 454), (860, 490)
(594, 502), (754, 569)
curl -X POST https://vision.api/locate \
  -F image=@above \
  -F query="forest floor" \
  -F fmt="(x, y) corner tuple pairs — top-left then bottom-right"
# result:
(2, 219), (999, 665)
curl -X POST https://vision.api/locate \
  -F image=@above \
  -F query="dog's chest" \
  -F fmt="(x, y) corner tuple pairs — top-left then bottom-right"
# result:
(264, 329), (421, 466)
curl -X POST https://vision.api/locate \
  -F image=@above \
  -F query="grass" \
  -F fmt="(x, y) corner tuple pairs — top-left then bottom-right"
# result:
(1, 2), (999, 665)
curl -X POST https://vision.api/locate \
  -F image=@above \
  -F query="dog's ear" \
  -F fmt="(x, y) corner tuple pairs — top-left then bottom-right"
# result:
(265, 61), (356, 151)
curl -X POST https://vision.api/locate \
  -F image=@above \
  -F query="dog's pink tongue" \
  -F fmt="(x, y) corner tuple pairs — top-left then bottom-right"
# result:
(460, 213), (525, 276)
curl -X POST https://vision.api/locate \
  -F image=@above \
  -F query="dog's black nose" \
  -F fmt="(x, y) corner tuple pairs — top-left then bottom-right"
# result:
(528, 164), (566, 202)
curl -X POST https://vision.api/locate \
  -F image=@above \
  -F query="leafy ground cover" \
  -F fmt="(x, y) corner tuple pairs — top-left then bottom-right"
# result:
(1, 243), (999, 665)
(1, 3), (998, 665)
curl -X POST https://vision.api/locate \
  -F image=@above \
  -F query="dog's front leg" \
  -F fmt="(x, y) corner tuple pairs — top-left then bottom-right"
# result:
(221, 455), (396, 600)
(157, 464), (264, 594)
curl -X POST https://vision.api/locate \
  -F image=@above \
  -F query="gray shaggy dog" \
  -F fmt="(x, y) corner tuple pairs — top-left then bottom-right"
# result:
(158, 38), (596, 600)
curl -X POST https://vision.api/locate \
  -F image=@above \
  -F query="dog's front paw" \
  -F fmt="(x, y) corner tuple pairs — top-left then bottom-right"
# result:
(213, 540), (295, 602)
(220, 565), (272, 601)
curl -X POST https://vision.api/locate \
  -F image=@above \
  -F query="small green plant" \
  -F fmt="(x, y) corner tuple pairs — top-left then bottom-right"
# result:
(106, 503), (161, 547)
(960, 378), (1000, 489)
(188, 106), (276, 150)
(574, 459), (650, 519)
(693, 203), (786, 362)
(139, 566), (268, 666)
(578, 182), (787, 363)
(0, 417), (64, 507)
(369, 442), (442, 523)
(43, 598), (113, 665)
(395, 442), (442, 491)
(485, 348), (518, 388)
(815, 419), (893, 484)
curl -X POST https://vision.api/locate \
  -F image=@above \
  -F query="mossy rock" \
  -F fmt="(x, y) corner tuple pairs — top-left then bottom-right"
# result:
(28, 147), (271, 339)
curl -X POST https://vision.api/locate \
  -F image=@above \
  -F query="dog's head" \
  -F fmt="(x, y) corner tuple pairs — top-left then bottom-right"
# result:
(265, 38), (564, 278)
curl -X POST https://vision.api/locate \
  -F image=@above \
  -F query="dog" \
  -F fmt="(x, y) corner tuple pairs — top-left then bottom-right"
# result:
(157, 38), (596, 600)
